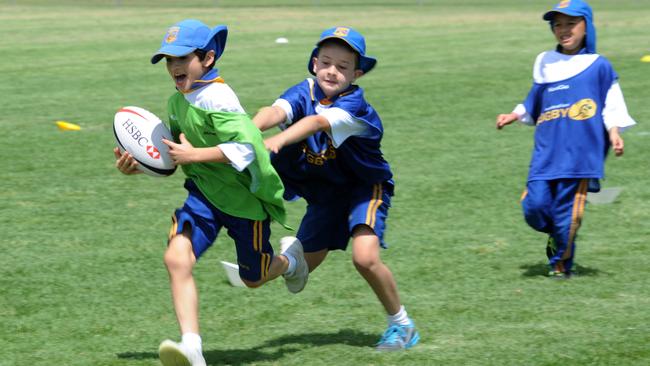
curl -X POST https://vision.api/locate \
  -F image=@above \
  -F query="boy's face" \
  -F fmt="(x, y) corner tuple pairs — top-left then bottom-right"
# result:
(552, 13), (586, 55)
(312, 43), (363, 98)
(165, 50), (215, 92)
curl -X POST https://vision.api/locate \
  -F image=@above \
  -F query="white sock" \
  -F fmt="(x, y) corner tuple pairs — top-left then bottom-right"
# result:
(182, 332), (202, 352)
(387, 305), (410, 326)
(284, 253), (297, 275)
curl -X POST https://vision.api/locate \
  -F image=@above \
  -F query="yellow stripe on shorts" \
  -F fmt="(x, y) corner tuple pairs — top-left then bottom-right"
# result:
(564, 179), (588, 259)
(168, 215), (178, 241)
(365, 184), (383, 228)
(261, 253), (270, 280)
(253, 220), (263, 252)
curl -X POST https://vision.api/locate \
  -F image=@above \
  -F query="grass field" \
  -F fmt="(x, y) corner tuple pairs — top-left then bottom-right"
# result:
(1, 1), (649, 365)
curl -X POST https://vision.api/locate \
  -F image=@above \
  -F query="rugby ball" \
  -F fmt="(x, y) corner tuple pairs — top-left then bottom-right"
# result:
(113, 106), (176, 177)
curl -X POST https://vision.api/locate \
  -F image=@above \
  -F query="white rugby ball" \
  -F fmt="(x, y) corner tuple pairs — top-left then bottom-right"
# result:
(113, 106), (176, 177)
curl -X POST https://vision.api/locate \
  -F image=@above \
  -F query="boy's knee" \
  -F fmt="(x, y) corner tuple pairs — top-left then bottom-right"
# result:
(352, 254), (379, 273)
(164, 235), (194, 270)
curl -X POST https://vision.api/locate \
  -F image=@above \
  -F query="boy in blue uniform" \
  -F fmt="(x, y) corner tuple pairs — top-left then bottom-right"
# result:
(114, 19), (308, 366)
(496, 0), (636, 278)
(254, 26), (419, 350)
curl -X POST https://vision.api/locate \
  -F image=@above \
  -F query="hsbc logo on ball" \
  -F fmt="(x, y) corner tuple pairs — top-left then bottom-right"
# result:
(146, 145), (161, 159)
(121, 118), (150, 147)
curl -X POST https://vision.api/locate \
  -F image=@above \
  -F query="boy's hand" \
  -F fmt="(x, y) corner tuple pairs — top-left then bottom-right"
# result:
(162, 133), (196, 165)
(609, 128), (624, 156)
(114, 147), (142, 175)
(496, 113), (519, 129)
(264, 134), (287, 154)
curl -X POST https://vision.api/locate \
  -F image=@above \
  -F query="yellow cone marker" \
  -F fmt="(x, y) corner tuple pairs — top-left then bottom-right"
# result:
(641, 55), (650, 63)
(56, 120), (81, 131)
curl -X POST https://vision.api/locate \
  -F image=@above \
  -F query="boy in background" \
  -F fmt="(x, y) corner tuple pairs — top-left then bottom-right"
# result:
(254, 26), (419, 350)
(114, 19), (308, 366)
(496, 0), (636, 278)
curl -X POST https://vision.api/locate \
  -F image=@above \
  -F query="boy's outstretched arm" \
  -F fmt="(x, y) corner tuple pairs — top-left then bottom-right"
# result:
(253, 106), (288, 132)
(265, 115), (330, 153)
(496, 112), (519, 129)
(608, 127), (624, 156)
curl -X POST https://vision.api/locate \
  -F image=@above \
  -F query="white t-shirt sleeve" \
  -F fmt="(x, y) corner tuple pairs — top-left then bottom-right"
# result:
(187, 83), (246, 113)
(319, 107), (367, 147)
(513, 104), (535, 126)
(272, 99), (294, 130)
(218, 142), (255, 172)
(602, 82), (636, 132)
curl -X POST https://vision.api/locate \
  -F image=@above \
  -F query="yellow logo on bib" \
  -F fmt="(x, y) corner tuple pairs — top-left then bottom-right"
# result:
(536, 98), (599, 125)
(568, 98), (597, 120)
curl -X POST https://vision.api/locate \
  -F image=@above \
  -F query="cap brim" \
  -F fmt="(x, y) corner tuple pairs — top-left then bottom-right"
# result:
(209, 26), (228, 61)
(543, 9), (583, 21)
(307, 47), (318, 75)
(151, 45), (197, 64)
(317, 35), (360, 54)
(358, 56), (376, 74)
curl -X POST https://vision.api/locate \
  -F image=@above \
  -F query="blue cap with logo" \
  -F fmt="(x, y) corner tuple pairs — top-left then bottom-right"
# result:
(151, 19), (228, 64)
(307, 26), (377, 75)
(543, 0), (596, 54)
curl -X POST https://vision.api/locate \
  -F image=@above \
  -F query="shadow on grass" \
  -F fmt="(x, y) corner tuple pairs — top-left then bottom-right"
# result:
(117, 348), (293, 366)
(519, 262), (603, 278)
(117, 328), (375, 365)
(257, 328), (376, 348)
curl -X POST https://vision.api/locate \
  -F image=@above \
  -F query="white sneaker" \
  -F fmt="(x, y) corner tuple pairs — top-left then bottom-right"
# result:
(158, 339), (206, 366)
(280, 236), (309, 293)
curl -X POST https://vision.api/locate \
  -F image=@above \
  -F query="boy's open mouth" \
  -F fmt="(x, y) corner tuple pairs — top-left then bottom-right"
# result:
(174, 74), (187, 88)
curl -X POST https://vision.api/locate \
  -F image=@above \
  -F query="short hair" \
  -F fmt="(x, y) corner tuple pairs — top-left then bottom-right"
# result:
(194, 49), (216, 69)
(317, 38), (360, 70)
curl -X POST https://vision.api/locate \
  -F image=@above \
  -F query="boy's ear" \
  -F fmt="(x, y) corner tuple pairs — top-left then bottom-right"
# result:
(203, 50), (216, 67)
(311, 56), (319, 74)
(353, 69), (364, 80)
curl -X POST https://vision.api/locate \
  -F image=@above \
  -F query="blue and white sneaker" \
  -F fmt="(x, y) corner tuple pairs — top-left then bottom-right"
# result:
(375, 319), (420, 351)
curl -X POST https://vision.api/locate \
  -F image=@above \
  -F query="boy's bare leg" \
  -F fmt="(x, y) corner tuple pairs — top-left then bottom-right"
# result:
(304, 249), (329, 272)
(241, 255), (290, 288)
(351, 225), (400, 315)
(267, 255), (290, 280)
(352, 225), (419, 350)
(159, 229), (207, 365)
(164, 231), (199, 334)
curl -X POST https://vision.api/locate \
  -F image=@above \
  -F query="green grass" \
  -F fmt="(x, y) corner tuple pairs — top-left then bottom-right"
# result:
(1, 1), (649, 365)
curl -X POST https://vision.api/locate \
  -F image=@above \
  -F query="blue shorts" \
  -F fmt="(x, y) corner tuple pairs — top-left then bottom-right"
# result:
(521, 178), (589, 271)
(297, 183), (391, 253)
(169, 180), (274, 282)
